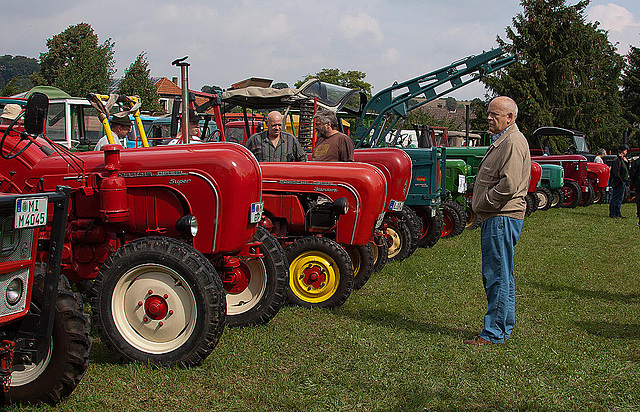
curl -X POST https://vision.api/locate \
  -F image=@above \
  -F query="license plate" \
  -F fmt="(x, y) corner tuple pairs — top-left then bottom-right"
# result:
(250, 202), (264, 224)
(458, 175), (467, 193)
(15, 197), (48, 229)
(388, 200), (404, 211)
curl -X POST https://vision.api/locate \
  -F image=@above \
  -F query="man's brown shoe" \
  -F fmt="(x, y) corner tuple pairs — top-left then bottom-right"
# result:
(463, 336), (491, 345)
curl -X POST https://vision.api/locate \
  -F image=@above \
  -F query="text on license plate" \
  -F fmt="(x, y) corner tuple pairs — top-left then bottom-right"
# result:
(15, 197), (48, 229)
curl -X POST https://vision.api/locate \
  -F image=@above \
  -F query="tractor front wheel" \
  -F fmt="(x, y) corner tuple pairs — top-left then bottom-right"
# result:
(347, 244), (375, 290)
(92, 237), (226, 367)
(550, 188), (565, 208)
(579, 182), (595, 207)
(441, 199), (466, 238)
(414, 206), (444, 247)
(222, 227), (288, 327)
(6, 271), (91, 405)
(286, 236), (354, 309)
(369, 238), (389, 274)
(536, 187), (552, 211)
(561, 181), (582, 208)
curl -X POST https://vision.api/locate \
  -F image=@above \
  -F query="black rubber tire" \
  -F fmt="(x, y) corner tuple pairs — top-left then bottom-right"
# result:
(285, 236), (354, 309)
(383, 212), (414, 261)
(224, 226), (288, 327)
(579, 182), (595, 207)
(593, 188), (605, 204)
(414, 206), (444, 248)
(464, 204), (482, 230)
(536, 187), (553, 211)
(401, 207), (422, 256)
(347, 244), (375, 290)
(441, 199), (466, 238)
(369, 238), (389, 274)
(92, 236), (226, 367)
(550, 188), (565, 208)
(561, 180), (582, 208)
(524, 193), (539, 217)
(6, 271), (91, 405)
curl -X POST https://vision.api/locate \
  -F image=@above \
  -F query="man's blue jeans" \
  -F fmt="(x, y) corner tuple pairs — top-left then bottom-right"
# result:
(479, 216), (524, 343)
(609, 182), (626, 217)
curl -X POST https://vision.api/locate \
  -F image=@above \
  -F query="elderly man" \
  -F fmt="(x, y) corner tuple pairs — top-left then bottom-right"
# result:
(466, 96), (530, 345)
(245, 111), (307, 162)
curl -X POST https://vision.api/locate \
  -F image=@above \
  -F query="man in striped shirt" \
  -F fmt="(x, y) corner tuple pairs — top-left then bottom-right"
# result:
(245, 111), (307, 162)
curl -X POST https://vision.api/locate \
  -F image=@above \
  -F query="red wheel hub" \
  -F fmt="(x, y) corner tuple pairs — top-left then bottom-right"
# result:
(144, 295), (168, 320)
(302, 265), (326, 289)
(221, 257), (251, 294)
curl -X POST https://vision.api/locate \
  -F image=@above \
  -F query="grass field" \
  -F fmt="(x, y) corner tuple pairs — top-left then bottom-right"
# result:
(9, 203), (640, 411)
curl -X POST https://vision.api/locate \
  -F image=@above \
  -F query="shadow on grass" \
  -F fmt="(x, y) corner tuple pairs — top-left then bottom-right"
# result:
(338, 308), (467, 338)
(528, 281), (640, 303)
(574, 320), (640, 340)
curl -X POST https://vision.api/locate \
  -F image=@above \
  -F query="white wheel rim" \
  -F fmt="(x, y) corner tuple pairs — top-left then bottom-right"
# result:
(112, 263), (197, 354)
(10, 337), (53, 387)
(225, 258), (267, 316)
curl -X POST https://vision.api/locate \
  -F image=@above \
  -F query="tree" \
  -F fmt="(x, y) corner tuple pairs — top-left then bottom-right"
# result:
(201, 85), (223, 94)
(38, 23), (115, 97)
(295, 68), (372, 97)
(445, 97), (457, 111)
(118, 52), (162, 113)
(622, 45), (640, 144)
(0, 55), (39, 92)
(482, 0), (627, 151)
(272, 82), (289, 89)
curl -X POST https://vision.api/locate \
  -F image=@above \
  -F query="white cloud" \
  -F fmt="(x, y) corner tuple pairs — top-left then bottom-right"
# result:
(337, 12), (384, 44)
(588, 3), (640, 32)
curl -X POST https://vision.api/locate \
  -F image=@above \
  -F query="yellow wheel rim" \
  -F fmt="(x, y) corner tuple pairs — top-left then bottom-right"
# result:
(347, 248), (362, 279)
(289, 251), (340, 303)
(386, 227), (402, 258)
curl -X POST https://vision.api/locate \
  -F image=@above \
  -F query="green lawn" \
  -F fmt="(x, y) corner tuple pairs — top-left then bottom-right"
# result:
(11, 203), (640, 411)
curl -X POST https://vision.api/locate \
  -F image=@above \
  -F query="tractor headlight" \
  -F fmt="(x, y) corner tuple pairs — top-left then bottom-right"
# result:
(333, 197), (349, 215)
(176, 214), (199, 237)
(6, 278), (23, 306)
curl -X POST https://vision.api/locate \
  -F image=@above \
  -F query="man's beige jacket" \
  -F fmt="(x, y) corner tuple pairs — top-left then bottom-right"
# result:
(471, 124), (531, 221)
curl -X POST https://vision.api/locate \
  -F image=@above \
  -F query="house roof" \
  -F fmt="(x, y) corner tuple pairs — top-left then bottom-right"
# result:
(155, 77), (182, 96)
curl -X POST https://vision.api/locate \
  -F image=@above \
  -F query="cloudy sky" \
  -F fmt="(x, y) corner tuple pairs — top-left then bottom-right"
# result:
(2, 1), (639, 100)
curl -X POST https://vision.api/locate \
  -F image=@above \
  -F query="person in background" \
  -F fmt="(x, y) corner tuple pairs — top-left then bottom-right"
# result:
(594, 148), (606, 164)
(170, 109), (203, 145)
(466, 96), (530, 346)
(0, 104), (22, 126)
(245, 111), (307, 161)
(94, 115), (132, 150)
(608, 145), (629, 219)
(629, 154), (640, 228)
(312, 110), (354, 162)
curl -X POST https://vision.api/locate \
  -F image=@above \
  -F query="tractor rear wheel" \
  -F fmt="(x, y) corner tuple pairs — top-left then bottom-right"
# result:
(347, 244), (375, 290)
(223, 226), (288, 327)
(441, 199), (466, 238)
(561, 181), (582, 208)
(415, 206), (444, 247)
(92, 236), (226, 367)
(286, 236), (354, 308)
(579, 182), (595, 206)
(536, 187), (552, 211)
(6, 271), (91, 405)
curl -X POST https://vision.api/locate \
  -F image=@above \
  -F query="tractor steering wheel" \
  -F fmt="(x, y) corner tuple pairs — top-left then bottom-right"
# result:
(0, 112), (33, 160)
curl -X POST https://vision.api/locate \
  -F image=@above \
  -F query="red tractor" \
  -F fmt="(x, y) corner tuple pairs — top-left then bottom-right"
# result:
(530, 127), (610, 206)
(0, 92), (288, 367)
(0, 98), (91, 404)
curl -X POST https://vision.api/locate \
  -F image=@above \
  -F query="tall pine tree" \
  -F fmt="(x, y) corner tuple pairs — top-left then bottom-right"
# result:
(622, 45), (640, 145)
(118, 52), (162, 114)
(482, 0), (627, 150)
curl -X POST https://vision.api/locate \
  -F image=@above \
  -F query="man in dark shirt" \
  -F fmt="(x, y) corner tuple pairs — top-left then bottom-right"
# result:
(245, 111), (307, 162)
(609, 144), (629, 218)
(312, 110), (354, 162)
